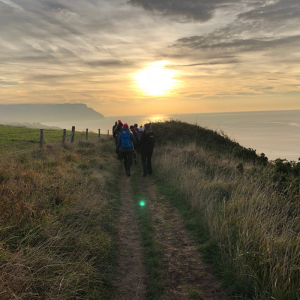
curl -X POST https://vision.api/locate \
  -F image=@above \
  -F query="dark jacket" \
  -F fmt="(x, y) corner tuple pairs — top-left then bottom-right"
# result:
(116, 128), (136, 152)
(113, 124), (122, 137)
(130, 127), (140, 144)
(114, 125), (123, 144)
(139, 129), (155, 153)
(112, 124), (117, 137)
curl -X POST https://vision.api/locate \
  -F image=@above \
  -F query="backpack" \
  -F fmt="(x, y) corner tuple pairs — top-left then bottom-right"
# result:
(120, 130), (133, 148)
(145, 131), (155, 147)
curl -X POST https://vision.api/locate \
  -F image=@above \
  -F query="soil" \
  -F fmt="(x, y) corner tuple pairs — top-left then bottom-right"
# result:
(138, 175), (227, 300)
(113, 170), (148, 300)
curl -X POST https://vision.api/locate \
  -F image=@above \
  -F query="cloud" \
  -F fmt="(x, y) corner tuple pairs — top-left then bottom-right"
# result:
(186, 94), (203, 98)
(239, 0), (300, 23)
(0, 80), (19, 85)
(0, 0), (23, 10)
(236, 92), (259, 95)
(167, 59), (239, 67)
(127, 0), (250, 23)
(85, 59), (135, 68)
(173, 34), (300, 53)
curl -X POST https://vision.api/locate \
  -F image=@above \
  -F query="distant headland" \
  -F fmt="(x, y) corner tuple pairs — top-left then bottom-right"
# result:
(0, 103), (104, 123)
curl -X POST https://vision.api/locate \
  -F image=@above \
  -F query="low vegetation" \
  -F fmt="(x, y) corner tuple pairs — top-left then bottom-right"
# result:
(0, 136), (119, 299)
(152, 120), (300, 300)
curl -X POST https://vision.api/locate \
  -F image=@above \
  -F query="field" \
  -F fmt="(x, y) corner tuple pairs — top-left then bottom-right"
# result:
(0, 125), (101, 156)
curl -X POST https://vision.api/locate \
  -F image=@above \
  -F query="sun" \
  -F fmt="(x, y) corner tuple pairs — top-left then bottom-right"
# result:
(135, 61), (177, 96)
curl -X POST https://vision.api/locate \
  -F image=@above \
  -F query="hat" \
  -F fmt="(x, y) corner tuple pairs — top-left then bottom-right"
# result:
(123, 123), (129, 128)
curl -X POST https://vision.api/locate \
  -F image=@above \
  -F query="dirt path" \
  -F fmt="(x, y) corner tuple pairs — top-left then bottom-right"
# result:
(113, 170), (147, 300)
(139, 175), (227, 300)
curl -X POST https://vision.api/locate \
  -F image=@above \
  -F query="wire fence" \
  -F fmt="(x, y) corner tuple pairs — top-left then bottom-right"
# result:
(0, 126), (111, 158)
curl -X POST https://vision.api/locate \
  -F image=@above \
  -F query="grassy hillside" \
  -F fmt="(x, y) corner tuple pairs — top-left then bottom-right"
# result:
(0, 133), (119, 299)
(151, 120), (300, 300)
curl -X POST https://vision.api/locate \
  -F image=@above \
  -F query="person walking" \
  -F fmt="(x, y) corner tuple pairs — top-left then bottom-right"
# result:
(114, 120), (122, 140)
(112, 121), (117, 138)
(139, 123), (155, 176)
(114, 120), (123, 160)
(130, 125), (139, 163)
(138, 126), (143, 138)
(116, 123), (136, 176)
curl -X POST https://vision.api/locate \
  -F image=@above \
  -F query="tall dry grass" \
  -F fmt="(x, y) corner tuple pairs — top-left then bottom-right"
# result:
(0, 138), (119, 299)
(154, 142), (300, 299)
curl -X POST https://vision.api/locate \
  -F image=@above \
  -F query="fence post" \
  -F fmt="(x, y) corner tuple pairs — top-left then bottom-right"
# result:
(98, 129), (100, 139)
(69, 126), (75, 142)
(107, 130), (109, 136)
(40, 129), (44, 148)
(62, 129), (66, 144)
(86, 128), (88, 140)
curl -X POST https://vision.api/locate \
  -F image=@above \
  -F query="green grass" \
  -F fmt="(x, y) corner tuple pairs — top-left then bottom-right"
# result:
(131, 171), (165, 300)
(0, 125), (102, 155)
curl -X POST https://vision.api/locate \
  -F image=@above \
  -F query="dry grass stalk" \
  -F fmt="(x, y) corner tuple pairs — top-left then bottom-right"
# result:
(154, 143), (300, 299)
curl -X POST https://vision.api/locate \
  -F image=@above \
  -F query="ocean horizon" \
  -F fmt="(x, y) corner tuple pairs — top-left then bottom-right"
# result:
(43, 109), (300, 161)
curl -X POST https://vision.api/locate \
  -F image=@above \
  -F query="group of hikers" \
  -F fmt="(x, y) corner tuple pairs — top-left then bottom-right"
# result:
(112, 121), (155, 177)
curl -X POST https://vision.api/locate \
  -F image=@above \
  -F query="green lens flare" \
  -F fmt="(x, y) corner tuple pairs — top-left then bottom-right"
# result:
(139, 201), (145, 207)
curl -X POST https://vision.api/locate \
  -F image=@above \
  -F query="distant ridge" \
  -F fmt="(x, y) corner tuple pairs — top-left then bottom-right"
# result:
(0, 103), (104, 123)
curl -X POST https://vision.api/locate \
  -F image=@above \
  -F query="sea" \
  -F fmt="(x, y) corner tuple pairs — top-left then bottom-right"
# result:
(43, 110), (300, 161)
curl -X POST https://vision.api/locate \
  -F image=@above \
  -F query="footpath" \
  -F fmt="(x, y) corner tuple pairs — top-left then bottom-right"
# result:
(113, 162), (227, 300)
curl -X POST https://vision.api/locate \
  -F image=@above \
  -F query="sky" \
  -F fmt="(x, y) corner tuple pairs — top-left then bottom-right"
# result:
(0, 0), (299, 116)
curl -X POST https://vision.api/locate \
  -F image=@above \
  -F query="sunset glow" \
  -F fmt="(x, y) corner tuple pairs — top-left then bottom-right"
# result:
(135, 62), (177, 96)
(0, 0), (299, 116)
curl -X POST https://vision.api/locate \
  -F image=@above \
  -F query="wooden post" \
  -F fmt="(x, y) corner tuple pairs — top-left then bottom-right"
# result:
(69, 126), (75, 142)
(40, 129), (44, 148)
(86, 128), (88, 140)
(107, 130), (109, 136)
(62, 129), (66, 143)
(98, 129), (100, 138)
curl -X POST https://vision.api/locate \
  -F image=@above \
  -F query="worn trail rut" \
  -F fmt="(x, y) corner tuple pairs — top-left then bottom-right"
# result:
(113, 163), (226, 300)
(138, 175), (227, 300)
(113, 170), (147, 300)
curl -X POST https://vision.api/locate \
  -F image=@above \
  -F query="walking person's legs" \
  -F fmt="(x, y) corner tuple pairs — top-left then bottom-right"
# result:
(133, 151), (137, 164)
(123, 152), (128, 173)
(147, 149), (153, 175)
(126, 152), (133, 176)
(141, 152), (147, 176)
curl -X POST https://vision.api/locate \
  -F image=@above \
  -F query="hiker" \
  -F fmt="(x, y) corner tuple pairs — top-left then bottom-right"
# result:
(116, 123), (136, 176)
(112, 121), (117, 138)
(114, 120), (122, 140)
(130, 125), (140, 143)
(134, 124), (139, 135)
(138, 126), (143, 138)
(130, 125), (139, 163)
(139, 123), (155, 176)
(114, 121), (123, 160)
(132, 124), (141, 153)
